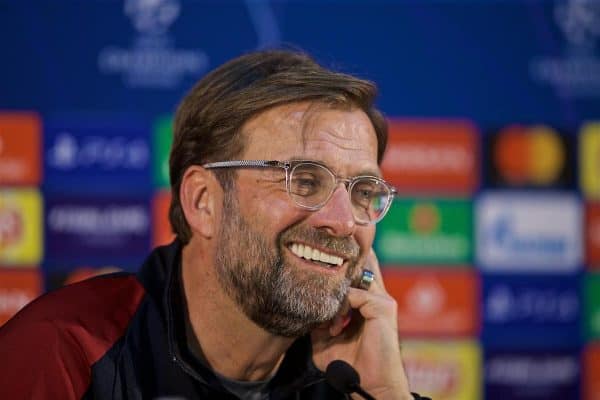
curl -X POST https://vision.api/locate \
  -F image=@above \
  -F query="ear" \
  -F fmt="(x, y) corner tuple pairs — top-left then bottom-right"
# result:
(179, 165), (222, 239)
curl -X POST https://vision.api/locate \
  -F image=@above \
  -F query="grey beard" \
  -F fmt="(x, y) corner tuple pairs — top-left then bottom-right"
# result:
(215, 191), (355, 337)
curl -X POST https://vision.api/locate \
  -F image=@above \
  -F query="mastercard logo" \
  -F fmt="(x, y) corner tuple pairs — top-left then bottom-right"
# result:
(494, 125), (565, 185)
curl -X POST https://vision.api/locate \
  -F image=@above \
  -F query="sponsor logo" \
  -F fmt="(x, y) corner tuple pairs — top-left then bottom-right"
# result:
(476, 192), (582, 271)
(0, 270), (42, 325)
(0, 190), (42, 266)
(48, 205), (149, 235)
(47, 132), (149, 171)
(0, 208), (23, 249)
(487, 355), (578, 385)
(45, 197), (150, 263)
(485, 282), (579, 324)
(402, 340), (481, 400)
(152, 190), (174, 247)
(382, 120), (478, 193)
(489, 124), (571, 187)
(584, 274), (600, 339)
(405, 359), (458, 394)
(482, 275), (580, 348)
(485, 351), (580, 399)
(583, 344), (600, 400)
(580, 123), (600, 199)
(585, 203), (600, 267)
(384, 269), (478, 336)
(0, 113), (41, 185)
(376, 199), (472, 265)
(406, 277), (445, 317)
(529, 0), (600, 98)
(153, 116), (173, 187)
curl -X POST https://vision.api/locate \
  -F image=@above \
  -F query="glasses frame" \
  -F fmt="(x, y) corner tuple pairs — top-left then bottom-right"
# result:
(202, 159), (397, 225)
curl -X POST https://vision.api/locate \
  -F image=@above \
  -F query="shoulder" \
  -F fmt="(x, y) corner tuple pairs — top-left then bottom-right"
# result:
(0, 273), (147, 398)
(2, 272), (146, 348)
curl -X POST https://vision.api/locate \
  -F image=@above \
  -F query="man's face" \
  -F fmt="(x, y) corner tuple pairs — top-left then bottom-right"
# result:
(214, 102), (379, 337)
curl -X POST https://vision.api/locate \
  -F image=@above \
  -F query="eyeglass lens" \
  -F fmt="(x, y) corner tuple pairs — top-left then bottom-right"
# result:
(288, 162), (391, 223)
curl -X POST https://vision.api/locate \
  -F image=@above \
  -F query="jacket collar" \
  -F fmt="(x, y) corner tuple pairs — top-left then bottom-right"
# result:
(137, 240), (325, 396)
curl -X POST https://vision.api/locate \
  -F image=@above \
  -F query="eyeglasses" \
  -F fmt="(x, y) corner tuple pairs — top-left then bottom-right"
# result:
(202, 160), (397, 225)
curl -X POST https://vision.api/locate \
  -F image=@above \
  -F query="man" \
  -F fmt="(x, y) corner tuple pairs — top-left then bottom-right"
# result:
(0, 50), (426, 399)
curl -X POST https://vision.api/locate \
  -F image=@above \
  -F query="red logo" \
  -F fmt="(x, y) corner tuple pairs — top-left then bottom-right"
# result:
(0, 269), (42, 325)
(0, 113), (41, 185)
(384, 269), (479, 336)
(153, 190), (175, 247)
(382, 119), (479, 193)
(586, 203), (600, 269)
(584, 344), (600, 400)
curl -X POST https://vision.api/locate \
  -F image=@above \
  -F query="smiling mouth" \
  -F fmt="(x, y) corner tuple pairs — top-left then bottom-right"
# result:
(288, 243), (345, 268)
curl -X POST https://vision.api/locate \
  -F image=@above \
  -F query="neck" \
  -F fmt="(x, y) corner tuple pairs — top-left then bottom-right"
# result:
(181, 241), (295, 381)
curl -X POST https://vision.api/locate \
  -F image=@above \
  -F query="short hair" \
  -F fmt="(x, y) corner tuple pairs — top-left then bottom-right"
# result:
(169, 50), (388, 244)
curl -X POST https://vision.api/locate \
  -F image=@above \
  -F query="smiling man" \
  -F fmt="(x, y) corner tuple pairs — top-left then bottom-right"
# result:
(0, 51), (426, 400)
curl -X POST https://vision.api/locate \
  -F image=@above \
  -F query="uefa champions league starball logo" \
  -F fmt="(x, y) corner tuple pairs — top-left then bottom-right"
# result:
(555, 0), (600, 50)
(124, 0), (181, 35)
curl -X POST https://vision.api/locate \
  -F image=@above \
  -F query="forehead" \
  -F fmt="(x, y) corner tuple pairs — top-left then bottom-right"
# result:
(240, 102), (380, 176)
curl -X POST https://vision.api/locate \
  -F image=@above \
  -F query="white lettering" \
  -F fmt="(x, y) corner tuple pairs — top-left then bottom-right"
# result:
(385, 145), (472, 173)
(48, 206), (149, 235)
(487, 356), (578, 385)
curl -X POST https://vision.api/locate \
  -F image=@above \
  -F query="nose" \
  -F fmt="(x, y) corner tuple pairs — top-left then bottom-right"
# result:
(307, 184), (356, 237)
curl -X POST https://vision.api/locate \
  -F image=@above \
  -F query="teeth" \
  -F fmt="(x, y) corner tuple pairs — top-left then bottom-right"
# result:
(289, 243), (344, 266)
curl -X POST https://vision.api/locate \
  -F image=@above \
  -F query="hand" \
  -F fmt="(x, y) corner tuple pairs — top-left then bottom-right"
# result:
(311, 249), (412, 400)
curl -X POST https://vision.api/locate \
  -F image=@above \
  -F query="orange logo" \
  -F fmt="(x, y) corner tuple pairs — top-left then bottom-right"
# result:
(153, 190), (175, 247)
(383, 269), (479, 336)
(0, 113), (41, 185)
(494, 124), (565, 185)
(0, 269), (42, 326)
(381, 119), (478, 193)
(0, 208), (23, 249)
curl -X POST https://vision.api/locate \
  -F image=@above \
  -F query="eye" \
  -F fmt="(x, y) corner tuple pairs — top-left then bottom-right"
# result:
(291, 172), (321, 196)
(352, 182), (377, 206)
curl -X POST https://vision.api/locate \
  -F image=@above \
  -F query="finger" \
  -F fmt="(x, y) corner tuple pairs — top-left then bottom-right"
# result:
(346, 287), (397, 323)
(329, 299), (352, 336)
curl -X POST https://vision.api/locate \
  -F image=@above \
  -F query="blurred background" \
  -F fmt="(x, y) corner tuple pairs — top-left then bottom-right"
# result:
(1, 0), (599, 398)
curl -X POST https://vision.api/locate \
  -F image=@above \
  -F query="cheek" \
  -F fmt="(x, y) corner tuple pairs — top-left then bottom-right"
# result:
(238, 189), (307, 237)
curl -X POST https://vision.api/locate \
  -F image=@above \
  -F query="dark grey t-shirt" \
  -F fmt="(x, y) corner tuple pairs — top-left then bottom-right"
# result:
(216, 372), (271, 400)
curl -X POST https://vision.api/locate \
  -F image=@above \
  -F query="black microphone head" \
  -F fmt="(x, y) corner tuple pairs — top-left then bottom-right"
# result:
(325, 360), (360, 394)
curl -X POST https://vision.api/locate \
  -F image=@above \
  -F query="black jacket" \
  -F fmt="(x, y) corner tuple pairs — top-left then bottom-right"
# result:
(0, 241), (343, 399)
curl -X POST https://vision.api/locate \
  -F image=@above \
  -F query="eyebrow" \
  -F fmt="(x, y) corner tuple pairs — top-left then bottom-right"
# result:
(286, 157), (383, 178)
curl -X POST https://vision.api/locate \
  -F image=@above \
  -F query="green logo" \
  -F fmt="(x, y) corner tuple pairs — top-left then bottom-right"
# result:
(153, 115), (173, 188)
(585, 273), (600, 340)
(375, 198), (472, 265)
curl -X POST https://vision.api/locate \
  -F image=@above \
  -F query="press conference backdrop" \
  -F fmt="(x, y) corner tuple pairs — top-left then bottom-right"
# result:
(1, 0), (599, 399)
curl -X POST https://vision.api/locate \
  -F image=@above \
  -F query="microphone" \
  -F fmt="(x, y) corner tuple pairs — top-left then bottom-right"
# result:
(325, 360), (376, 400)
